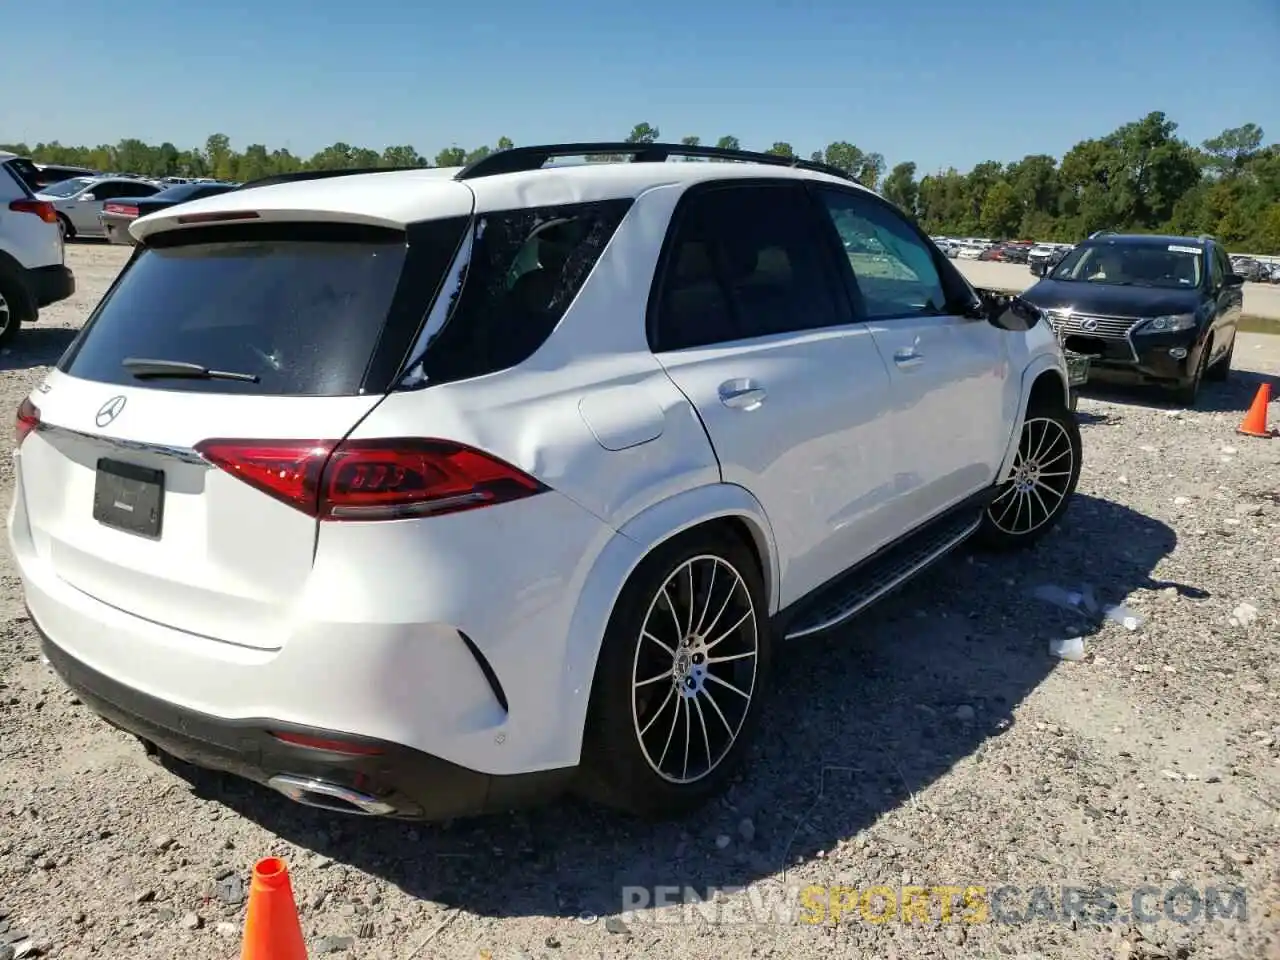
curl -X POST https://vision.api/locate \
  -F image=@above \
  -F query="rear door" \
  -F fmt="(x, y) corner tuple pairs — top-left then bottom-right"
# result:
(16, 213), (470, 650)
(809, 185), (1016, 524)
(649, 180), (898, 608)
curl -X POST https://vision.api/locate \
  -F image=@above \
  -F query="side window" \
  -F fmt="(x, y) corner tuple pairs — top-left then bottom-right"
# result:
(813, 188), (948, 320)
(1213, 249), (1229, 287)
(87, 181), (122, 200)
(652, 183), (845, 351)
(418, 198), (633, 384)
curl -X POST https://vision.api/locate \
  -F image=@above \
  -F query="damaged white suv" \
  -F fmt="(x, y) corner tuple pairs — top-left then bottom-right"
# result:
(12, 142), (1081, 821)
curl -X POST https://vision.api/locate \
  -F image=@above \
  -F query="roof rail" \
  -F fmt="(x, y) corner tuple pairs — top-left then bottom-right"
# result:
(236, 166), (421, 191)
(1196, 233), (1216, 242)
(453, 142), (857, 183)
(1087, 229), (1118, 239)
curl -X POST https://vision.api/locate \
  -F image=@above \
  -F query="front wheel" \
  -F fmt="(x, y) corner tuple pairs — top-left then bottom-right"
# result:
(977, 402), (1082, 551)
(1204, 336), (1233, 382)
(577, 527), (770, 818)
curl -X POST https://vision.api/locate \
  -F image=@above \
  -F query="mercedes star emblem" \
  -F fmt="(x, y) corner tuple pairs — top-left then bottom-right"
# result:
(95, 395), (127, 428)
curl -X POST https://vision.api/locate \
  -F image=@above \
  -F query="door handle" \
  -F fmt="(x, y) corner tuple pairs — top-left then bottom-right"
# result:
(894, 348), (924, 369)
(718, 379), (767, 409)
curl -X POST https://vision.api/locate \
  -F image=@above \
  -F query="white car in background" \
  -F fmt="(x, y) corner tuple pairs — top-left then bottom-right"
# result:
(13, 142), (1081, 822)
(37, 175), (164, 240)
(0, 154), (75, 344)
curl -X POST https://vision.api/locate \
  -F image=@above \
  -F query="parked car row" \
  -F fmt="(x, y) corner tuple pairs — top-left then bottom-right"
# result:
(1230, 255), (1280, 284)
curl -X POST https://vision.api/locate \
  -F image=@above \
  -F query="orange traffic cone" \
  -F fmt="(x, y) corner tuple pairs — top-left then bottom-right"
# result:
(240, 857), (308, 960)
(1237, 383), (1278, 439)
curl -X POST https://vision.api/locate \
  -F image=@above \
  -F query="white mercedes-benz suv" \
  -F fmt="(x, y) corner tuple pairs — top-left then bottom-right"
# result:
(11, 142), (1082, 821)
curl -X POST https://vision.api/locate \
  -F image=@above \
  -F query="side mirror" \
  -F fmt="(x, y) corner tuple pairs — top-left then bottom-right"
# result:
(1223, 273), (1245, 288)
(984, 294), (1042, 332)
(80, 193), (96, 202)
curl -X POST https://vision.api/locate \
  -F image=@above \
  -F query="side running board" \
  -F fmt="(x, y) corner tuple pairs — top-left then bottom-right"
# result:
(781, 503), (985, 640)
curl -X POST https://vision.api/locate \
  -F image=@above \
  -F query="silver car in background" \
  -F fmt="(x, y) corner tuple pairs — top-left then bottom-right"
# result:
(35, 176), (163, 240)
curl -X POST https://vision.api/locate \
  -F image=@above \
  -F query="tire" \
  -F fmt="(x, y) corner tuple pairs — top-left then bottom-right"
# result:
(0, 265), (35, 347)
(1204, 335), (1232, 382)
(977, 398), (1082, 551)
(1172, 342), (1211, 405)
(56, 214), (76, 241)
(576, 526), (771, 819)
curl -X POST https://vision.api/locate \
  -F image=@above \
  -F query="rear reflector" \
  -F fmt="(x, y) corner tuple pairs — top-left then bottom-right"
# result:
(8, 199), (57, 224)
(175, 210), (261, 224)
(193, 437), (547, 521)
(104, 202), (139, 218)
(269, 731), (384, 756)
(15, 398), (40, 447)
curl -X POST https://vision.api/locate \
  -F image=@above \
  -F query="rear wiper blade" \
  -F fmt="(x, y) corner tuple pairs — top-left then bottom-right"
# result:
(122, 357), (260, 383)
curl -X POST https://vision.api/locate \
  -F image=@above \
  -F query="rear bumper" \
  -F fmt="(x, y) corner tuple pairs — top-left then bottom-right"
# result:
(100, 215), (138, 245)
(25, 264), (75, 308)
(35, 617), (571, 820)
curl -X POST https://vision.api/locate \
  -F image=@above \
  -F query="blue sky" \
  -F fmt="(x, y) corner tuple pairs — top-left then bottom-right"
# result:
(3, 0), (1277, 173)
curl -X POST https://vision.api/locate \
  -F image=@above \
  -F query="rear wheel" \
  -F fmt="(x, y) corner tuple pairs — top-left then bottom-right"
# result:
(577, 526), (770, 818)
(977, 400), (1081, 551)
(57, 214), (75, 241)
(0, 266), (34, 347)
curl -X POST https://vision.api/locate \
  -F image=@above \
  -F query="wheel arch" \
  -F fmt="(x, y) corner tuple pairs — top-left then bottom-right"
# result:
(0, 251), (37, 323)
(556, 483), (780, 764)
(996, 358), (1069, 482)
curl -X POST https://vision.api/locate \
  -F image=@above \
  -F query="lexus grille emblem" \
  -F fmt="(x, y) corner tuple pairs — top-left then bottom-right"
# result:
(1081, 318), (1098, 332)
(95, 395), (127, 428)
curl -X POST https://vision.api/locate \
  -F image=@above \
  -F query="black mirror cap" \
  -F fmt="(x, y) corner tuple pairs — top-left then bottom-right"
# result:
(1224, 273), (1246, 288)
(974, 289), (1043, 332)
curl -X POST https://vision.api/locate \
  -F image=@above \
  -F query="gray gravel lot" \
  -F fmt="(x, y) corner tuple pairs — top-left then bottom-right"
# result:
(1, 244), (1278, 960)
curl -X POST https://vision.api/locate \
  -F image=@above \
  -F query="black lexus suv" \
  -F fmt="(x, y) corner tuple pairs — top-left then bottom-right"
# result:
(1022, 232), (1245, 405)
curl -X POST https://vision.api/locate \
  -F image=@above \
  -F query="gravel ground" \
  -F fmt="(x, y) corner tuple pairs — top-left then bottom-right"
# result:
(1, 243), (1278, 960)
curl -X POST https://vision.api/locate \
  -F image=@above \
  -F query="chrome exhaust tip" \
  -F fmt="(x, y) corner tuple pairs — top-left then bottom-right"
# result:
(267, 774), (397, 817)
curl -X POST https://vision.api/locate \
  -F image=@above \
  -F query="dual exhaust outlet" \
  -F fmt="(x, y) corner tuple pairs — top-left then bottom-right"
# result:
(266, 774), (397, 817)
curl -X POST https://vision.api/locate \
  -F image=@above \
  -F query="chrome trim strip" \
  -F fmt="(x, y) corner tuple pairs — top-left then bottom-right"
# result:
(34, 421), (209, 466)
(785, 518), (981, 640)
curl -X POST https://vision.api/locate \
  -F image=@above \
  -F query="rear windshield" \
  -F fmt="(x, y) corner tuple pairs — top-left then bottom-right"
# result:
(60, 229), (410, 396)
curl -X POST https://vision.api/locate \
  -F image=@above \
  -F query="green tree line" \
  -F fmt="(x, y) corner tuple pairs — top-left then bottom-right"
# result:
(5, 112), (1277, 253)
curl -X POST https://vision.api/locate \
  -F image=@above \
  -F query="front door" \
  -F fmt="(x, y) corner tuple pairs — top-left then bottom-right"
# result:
(650, 180), (899, 609)
(809, 186), (1016, 526)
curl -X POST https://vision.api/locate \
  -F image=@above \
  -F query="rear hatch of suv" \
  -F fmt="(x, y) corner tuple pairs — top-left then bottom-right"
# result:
(16, 199), (472, 649)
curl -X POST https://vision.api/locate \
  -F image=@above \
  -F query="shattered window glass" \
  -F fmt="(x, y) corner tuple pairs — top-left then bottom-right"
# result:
(418, 198), (633, 384)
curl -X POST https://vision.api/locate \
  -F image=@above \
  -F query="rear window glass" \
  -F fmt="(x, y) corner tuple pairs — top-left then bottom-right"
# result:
(60, 229), (409, 396)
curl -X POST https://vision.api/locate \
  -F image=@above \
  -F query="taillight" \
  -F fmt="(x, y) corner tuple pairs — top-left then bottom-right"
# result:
(8, 199), (57, 224)
(193, 438), (547, 521)
(104, 203), (139, 218)
(15, 398), (40, 447)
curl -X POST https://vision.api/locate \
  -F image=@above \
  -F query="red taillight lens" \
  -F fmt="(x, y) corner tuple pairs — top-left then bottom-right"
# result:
(104, 203), (139, 218)
(193, 438), (546, 521)
(15, 398), (40, 447)
(8, 199), (57, 224)
(269, 731), (383, 756)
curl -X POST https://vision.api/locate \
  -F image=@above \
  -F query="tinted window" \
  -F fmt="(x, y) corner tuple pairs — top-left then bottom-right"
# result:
(61, 226), (411, 396)
(415, 199), (632, 384)
(1209, 247), (1225, 288)
(652, 183), (845, 351)
(813, 188), (947, 320)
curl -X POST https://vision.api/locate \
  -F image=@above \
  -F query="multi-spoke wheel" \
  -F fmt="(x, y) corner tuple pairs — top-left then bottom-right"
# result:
(978, 401), (1081, 550)
(632, 555), (759, 784)
(578, 528), (770, 817)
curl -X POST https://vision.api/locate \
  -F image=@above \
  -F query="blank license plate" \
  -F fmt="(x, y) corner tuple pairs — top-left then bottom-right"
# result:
(93, 459), (164, 539)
